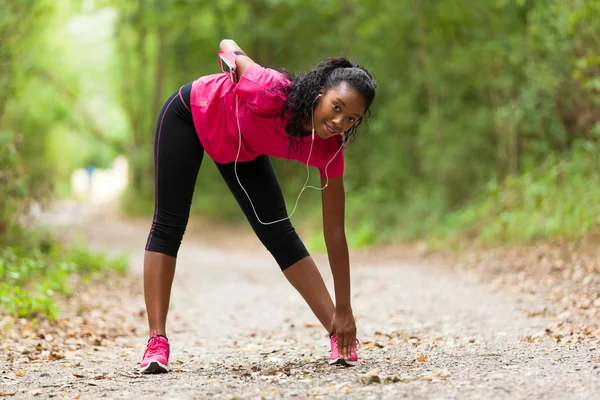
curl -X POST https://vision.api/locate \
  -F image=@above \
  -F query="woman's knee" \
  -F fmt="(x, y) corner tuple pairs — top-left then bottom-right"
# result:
(145, 218), (188, 258)
(261, 228), (310, 271)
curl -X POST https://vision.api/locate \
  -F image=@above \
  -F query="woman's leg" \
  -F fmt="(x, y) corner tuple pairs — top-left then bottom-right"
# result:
(143, 253), (177, 338)
(215, 156), (335, 332)
(144, 85), (202, 338)
(282, 257), (335, 333)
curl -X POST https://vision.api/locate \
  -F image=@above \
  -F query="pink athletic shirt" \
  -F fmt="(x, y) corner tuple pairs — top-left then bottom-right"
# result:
(189, 63), (345, 178)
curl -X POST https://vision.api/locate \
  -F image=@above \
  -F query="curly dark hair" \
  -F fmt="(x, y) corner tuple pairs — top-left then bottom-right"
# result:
(274, 57), (377, 152)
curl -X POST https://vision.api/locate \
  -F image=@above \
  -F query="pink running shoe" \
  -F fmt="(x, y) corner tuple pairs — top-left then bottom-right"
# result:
(140, 331), (170, 373)
(329, 332), (359, 366)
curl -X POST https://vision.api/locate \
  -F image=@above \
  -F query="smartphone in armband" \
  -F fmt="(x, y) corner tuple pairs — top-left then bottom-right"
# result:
(219, 54), (238, 84)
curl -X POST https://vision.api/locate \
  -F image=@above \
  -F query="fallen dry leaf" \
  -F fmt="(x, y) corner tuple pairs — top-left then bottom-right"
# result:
(364, 342), (383, 349)
(360, 374), (381, 384)
(417, 355), (429, 362)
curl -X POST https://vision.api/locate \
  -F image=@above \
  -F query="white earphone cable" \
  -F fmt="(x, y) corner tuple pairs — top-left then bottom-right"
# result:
(233, 94), (343, 225)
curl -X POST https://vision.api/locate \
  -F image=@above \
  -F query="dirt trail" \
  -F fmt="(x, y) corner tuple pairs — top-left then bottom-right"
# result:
(2, 201), (599, 399)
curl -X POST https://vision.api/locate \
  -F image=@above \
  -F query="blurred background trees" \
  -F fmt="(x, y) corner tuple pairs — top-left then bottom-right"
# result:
(2, 0), (600, 249)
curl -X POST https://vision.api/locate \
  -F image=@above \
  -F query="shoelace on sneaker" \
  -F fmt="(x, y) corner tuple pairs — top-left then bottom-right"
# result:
(145, 331), (167, 358)
(331, 334), (360, 347)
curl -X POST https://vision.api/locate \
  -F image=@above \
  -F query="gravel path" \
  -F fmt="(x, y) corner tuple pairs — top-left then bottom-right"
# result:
(3, 203), (599, 399)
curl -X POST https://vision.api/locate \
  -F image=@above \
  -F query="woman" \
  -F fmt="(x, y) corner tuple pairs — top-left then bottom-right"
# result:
(140, 39), (377, 373)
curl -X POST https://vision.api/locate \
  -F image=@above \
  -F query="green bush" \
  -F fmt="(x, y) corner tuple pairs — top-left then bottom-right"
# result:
(426, 139), (600, 248)
(0, 229), (128, 320)
(0, 132), (30, 234)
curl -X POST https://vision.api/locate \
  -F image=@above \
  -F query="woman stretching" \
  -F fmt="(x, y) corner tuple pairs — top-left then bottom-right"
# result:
(140, 39), (377, 373)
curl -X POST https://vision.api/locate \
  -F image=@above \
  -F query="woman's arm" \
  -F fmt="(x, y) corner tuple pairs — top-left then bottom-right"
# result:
(321, 174), (356, 359)
(219, 39), (255, 81)
(321, 175), (351, 307)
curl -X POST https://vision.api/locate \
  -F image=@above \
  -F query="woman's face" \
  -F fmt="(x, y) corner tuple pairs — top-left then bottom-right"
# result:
(311, 83), (366, 140)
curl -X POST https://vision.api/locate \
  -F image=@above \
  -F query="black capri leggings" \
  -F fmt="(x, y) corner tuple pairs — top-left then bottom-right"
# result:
(144, 83), (310, 271)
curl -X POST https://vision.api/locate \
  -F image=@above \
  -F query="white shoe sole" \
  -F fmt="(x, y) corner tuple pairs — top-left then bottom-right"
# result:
(329, 357), (357, 367)
(140, 361), (170, 374)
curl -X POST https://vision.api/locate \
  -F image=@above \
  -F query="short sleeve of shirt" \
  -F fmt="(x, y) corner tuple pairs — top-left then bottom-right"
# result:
(319, 150), (345, 178)
(234, 63), (289, 114)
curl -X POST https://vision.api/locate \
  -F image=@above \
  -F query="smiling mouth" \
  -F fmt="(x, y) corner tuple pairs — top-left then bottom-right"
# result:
(325, 123), (341, 135)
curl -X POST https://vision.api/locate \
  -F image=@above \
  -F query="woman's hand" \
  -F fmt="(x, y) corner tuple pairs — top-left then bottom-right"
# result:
(331, 306), (357, 360)
(218, 39), (254, 80)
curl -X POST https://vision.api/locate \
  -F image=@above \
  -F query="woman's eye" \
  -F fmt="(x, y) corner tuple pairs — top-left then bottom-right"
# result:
(333, 103), (340, 111)
(349, 117), (355, 123)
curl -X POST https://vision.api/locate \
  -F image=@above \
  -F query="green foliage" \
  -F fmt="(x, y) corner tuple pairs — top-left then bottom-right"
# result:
(3, 0), (600, 256)
(1, 0), (75, 225)
(423, 139), (600, 248)
(0, 132), (35, 236)
(0, 228), (128, 320)
(104, 0), (600, 245)
(1, 0), (126, 208)
(0, 129), (57, 256)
